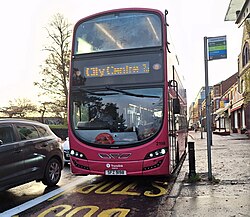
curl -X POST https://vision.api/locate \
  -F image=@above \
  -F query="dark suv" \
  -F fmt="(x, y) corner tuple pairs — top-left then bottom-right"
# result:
(0, 118), (64, 191)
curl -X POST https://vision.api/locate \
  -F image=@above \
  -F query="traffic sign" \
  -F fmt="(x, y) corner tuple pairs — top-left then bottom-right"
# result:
(207, 36), (227, 60)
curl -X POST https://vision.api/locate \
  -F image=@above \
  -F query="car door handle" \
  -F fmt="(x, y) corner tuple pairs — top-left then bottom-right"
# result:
(14, 149), (22, 153)
(41, 142), (49, 147)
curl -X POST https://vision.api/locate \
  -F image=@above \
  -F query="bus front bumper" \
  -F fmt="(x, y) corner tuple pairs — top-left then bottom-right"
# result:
(70, 156), (169, 176)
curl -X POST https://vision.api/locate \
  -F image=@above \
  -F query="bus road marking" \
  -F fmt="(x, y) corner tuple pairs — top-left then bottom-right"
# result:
(76, 180), (168, 197)
(0, 178), (169, 217)
(37, 205), (130, 217)
(0, 177), (86, 217)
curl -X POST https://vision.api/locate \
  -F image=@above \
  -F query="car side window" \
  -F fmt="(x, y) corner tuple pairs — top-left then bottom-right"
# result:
(36, 126), (50, 137)
(16, 124), (39, 140)
(0, 125), (15, 144)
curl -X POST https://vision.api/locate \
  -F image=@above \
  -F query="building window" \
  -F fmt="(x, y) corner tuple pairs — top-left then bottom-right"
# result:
(231, 90), (234, 100)
(242, 42), (250, 67)
(216, 99), (220, 109)
(214, 86), (220, 97)
(240, 79), (245, 93)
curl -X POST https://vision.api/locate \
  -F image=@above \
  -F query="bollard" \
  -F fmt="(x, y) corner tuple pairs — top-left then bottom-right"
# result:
(200, 127), (204, 139)
(188, 141), (196, 178)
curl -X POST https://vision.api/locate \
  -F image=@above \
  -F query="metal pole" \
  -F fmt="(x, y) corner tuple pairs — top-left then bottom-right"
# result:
(209, 103), (213, 146)
(204, 37), (212, 181)
(200, 113), (203, 139)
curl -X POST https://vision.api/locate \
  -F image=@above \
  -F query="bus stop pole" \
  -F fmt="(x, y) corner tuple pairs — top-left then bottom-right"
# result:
(204, 37), (212, 181)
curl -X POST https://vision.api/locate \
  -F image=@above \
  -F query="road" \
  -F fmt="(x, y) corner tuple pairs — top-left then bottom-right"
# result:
(0, 163), (181, 217)
(0, 165), (79, 213)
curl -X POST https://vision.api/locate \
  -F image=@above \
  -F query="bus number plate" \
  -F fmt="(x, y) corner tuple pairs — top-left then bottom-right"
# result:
(105, 170), (127, 175)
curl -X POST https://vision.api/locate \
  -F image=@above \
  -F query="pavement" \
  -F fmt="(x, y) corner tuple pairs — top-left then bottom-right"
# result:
(157, 131), (250, 217)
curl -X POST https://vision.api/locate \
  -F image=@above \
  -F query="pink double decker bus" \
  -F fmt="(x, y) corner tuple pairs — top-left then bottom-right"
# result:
(68, 8), (187, 176)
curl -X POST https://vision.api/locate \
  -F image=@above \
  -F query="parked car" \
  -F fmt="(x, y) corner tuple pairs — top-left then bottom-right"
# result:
(0, 118), (64, 191)
(62, 137), (70, 165)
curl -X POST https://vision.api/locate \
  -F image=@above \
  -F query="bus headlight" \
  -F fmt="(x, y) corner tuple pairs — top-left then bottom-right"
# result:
(144, 148), (168, 159)
(70, 149), (87, 159)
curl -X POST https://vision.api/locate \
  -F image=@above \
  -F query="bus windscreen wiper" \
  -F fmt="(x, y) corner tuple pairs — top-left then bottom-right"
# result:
(105, 86), (160, 98)
(72, 87), (118, 96)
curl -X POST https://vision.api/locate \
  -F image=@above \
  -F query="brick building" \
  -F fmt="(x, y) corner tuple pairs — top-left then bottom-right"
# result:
(212, 72), (238, 132)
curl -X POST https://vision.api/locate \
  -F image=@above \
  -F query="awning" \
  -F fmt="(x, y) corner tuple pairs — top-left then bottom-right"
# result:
(214, 104), (230, 120)
(224, 0), (245, 21)
(214, 104), (230, 115)
(214, 108), (224, 115)
(235, 0), (250, 26)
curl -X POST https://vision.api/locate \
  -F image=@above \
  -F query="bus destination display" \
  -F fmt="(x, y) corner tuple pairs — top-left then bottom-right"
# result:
(84, 61), (150, 78)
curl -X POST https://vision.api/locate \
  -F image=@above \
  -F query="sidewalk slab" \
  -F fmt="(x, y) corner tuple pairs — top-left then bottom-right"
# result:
(169, 132), (250, 217)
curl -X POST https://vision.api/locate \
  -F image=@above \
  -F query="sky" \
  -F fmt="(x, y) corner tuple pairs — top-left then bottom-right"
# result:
(0, 0), (243, 108)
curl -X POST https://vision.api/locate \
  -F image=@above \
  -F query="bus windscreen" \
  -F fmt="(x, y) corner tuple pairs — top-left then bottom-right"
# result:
(74, 12), (162, 54)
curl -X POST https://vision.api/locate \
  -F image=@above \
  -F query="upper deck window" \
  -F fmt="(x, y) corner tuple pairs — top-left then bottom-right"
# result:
(74, 12), (162, 54)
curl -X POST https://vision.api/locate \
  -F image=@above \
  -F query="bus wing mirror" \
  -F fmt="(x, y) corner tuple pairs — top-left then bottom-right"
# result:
(173, 98), (180, 114)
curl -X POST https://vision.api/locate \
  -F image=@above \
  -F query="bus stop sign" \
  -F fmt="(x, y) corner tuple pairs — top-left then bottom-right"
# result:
(208, 36), (227, 61)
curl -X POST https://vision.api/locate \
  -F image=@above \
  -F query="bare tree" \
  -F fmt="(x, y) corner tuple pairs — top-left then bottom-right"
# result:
(38, 101), (66, 123)
(34, 13), (72, 120)
(0, 98), (37, 118)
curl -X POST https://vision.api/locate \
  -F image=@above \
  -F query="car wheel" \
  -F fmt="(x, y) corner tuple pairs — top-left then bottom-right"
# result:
(42, 158), (62, 187)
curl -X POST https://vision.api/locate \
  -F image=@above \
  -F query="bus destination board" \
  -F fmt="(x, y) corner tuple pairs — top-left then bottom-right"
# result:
(84, 61), (150, 78)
